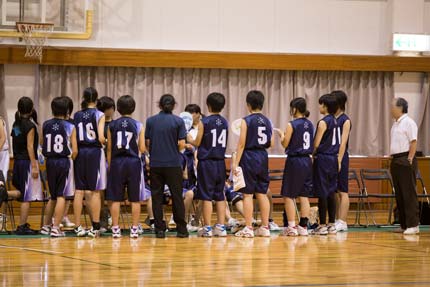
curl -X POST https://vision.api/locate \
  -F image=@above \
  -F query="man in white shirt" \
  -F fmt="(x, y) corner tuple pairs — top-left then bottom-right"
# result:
(390, 98), (419, 235)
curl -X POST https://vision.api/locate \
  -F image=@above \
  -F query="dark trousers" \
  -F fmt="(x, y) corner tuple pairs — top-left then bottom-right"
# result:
(390, 156), (420, 229)
(150, 167), (187, 233)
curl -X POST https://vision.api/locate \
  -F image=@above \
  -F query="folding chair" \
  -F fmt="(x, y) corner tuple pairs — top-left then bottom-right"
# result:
(415, 169), (430, 219)
(348, 169), (369, 226)
(3, 170), (17, 231)
(360, 169), (396, 226)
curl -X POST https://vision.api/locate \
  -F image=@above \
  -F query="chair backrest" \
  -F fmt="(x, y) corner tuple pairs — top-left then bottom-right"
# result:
(269, 169), (284, 181)
(360, 168), (395, 194)
(6, 170), (14, 191)
(348, 169), (362, 192)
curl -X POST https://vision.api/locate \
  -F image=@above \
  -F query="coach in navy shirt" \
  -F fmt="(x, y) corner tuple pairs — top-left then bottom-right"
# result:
(145, 94), (188, 238)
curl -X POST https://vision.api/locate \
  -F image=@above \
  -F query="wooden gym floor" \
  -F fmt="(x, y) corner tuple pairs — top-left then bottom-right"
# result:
(0, 215), (429, 286)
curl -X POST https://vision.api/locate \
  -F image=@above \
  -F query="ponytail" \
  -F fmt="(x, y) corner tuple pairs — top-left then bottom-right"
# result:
(30, 109), (38, 125)
(159, 94), (176, 114)
(82, 87), (98, 109)
(304, 110), (310, 118)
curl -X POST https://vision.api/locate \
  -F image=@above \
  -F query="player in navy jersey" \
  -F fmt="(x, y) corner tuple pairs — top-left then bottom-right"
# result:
(232, 90), (274, 238)
(311, 94), (340, 235)
(40, 97), (78, 237)
(332, 91), (352, 232)
(96, 96), (115, 232)
(187, 93), (228, 237)
(184, 104), (201, 191)
(73, 87), (106, 238)
(11, 97), (43, 235)
(275, 97), (314, 237)
(106, 95), (146, 239)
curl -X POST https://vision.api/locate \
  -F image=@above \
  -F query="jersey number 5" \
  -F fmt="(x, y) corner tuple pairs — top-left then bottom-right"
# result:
(258, 126), (268, 145)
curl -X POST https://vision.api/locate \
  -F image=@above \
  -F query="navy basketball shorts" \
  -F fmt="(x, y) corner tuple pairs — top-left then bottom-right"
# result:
(12, 159), (43, 202)
(312, 154), (338, 198)
(197, 159), (226, 201)
(239, 150), (269, 195)
(337, 153), (349, 193)
(281, 156), (312, 198)
(74, 147), (107, 191)
(46, 158), (75, 200)
(225, 186), (243, 205)
(106, 156), (144, 202)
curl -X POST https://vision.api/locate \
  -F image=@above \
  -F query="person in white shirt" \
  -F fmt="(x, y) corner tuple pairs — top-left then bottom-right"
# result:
(390, 98), (420, 235)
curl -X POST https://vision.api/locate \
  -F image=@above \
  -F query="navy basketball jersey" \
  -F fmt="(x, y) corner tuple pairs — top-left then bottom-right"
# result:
(74, 108), (104, 148)
(337, 113), (351, 150)
(198, 114), (228, 160)
(244, 113), (272, 150)
(42, 119), (74, 158)
(109, 117), (142, 158)
(286, 118), (314, 156)
(316, 114), (340, 155)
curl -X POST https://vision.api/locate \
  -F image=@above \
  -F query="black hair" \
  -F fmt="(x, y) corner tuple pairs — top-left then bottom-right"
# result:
(81, 87), (98, 109)
(319, 93), (339, 115)
(246, 90), (265, 110)
(332, 90), (348, 111)
(63, 96), (74, 116)
(97, 96), (116, 113)
(117, 95), (136, 115)
(290, 97), (310, 118)
(51, 97), (69, 117)
(159, 94), (176, 113)
(15, 96), (38, 125)
(395, 97), (408, 114)
(206, 93), (225, 113)
(184, 104), (202, 115)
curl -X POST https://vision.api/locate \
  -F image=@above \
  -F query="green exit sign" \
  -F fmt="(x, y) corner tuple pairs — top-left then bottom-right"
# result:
(393, 34), (430, 52)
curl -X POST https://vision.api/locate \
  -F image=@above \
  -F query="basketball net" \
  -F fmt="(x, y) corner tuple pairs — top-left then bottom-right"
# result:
(16, 22), (54, 62)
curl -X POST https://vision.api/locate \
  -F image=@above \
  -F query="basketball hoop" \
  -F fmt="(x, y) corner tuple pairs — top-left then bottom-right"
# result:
(16, 22), (54, 62)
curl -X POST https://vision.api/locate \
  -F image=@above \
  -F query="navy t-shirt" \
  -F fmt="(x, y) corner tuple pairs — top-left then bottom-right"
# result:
(197, 114), (228, 161)
(145, 111), (187, 168)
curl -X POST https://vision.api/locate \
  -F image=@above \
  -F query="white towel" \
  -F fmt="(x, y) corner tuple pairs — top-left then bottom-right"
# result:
(233, 167), (246, 192)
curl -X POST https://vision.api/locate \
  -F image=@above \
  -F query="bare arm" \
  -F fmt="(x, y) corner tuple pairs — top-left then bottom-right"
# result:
(0, 119), (5, 151)
(313, 121), (327, 157)
(232, 120), (247, 172)
(337, 120), (351, 170)
(107, 128), (112, 167)
(97, 115), (106, 145)
(70, 127), (78, 160)
(27, 128), (39, 178)
(178, 139), (186, 151)
(186, 121), (204, 147)
(138, 128), (146, 154)
(408, 140), (417, 163)
(280, 123), (294, 149)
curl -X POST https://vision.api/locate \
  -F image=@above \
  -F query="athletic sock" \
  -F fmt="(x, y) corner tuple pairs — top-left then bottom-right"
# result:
(299, 217), (309, 227)
(92, 221), (100, 230)
(288, 221), (295, 227)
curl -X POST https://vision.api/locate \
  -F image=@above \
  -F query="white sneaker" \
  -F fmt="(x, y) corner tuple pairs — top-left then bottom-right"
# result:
(112, 227), (121, 239)
(169, 215), (175, 226)
(87, 228), (100, 238)
(137, 224), (144, 235)
(213, 224), (227, 237)
(297, 225), (309, 236)
(74, 225), (87, 237)
(50, 227), (65, 238)
(130, 227), (139, 239)
(403, 226), (420, 235)
(283, 226), (298, 236)
(335, 220), (348, 232)
(197, 226), (213, 237)
(40, 225), (51, 235)
(61, 217), (76, 228)
(327, 224), (337, 235)
(227, 217), (239, 227)
(187, 224), (199, 233)
(255, 226), (271, 237)
(311, 225), (328, 235)
(269, 221), (281, 231)
(235, 226), (254, 238)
